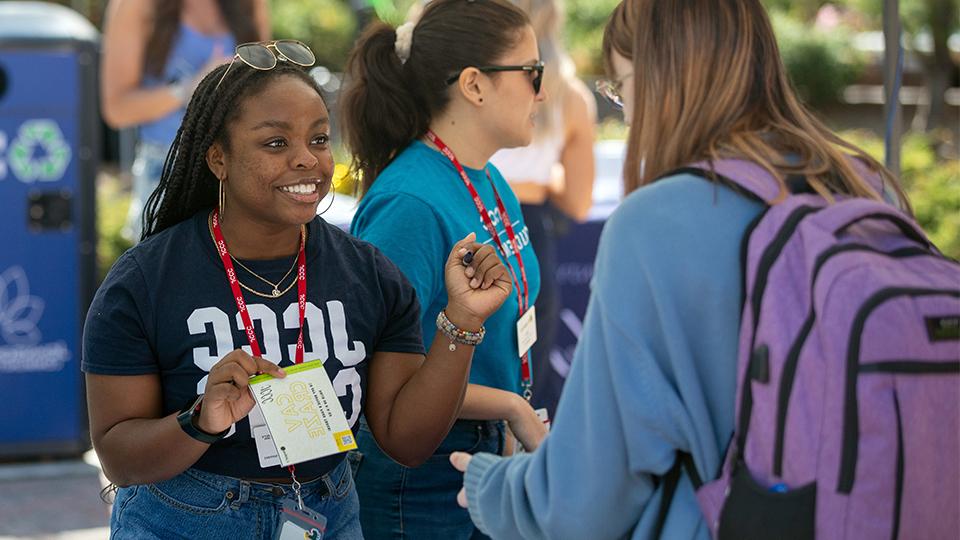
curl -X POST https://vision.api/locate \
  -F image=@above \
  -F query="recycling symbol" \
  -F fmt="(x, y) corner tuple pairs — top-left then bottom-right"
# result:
(7, 120), (71, 182)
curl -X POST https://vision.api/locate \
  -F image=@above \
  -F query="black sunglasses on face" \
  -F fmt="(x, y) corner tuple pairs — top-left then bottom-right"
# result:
(446, 62), (545, 95)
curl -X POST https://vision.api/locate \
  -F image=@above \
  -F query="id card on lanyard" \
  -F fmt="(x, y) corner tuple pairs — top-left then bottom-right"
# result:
(211, 209), (356, 540)
(425, 131), (537, 400)
(211, 210), (355, 464)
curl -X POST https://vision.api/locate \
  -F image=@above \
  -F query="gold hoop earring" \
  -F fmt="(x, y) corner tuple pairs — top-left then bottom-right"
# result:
(218, 179), (226, 218)
(318, 187), (336, 216)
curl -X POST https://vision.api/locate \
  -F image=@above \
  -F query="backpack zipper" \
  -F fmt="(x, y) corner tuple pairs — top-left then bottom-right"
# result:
(733, 205), (821, 463)
(893, 390), (903, 540)
(772, 246), (932, 476)
(837, 287), (960, 494)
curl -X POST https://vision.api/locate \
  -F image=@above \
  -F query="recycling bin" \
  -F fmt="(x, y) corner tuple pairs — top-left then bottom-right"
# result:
(0, 1), (99, 458)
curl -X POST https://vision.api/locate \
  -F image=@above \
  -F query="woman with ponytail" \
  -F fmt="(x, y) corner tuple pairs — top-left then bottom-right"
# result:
(342, 0), (548, 537)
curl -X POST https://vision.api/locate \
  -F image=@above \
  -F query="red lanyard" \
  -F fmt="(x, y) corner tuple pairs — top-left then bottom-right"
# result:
(424, 131), (533, 390)
(210, 209), (308, 365)
(211, 210), (309, 478)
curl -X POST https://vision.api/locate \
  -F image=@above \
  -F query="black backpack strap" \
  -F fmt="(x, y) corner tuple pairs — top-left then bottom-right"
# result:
(652, 452), (702, 539)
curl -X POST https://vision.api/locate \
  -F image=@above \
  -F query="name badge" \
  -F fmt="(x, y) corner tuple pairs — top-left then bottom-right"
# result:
(273, 499), (326, 540)
(513, 407), (551, 454)
(535, 407), (550, 429)
(516, 305), (538, 358)
(250, 359), (358, 467)
(252, 424), (281, 468)
(248, 404), (281, 468)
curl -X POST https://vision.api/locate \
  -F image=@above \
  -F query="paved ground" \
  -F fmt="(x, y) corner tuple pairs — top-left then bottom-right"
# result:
(0, 451), (109, 539)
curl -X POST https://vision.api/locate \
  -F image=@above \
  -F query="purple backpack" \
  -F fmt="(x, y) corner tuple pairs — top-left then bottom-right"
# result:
(656, 160), (960, 540)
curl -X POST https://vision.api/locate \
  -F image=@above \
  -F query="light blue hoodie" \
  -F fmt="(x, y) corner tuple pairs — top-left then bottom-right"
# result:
(464, 174), (764, 539)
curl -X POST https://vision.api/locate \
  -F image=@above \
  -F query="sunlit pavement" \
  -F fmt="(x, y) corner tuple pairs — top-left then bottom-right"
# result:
(0, 451), (109, 539)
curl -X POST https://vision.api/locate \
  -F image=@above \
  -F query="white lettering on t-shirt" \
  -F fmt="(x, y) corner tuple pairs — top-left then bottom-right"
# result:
(482, 223), (531, 259)
(238, 303), (283, 364)
(187, 307), (234, 372)
(186, 301), (365, 436)
(327, 300), (366, 367)
(332, 367), (362, 427)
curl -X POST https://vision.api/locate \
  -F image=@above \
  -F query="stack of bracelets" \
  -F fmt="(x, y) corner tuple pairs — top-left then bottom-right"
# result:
(436, 310), (485, 351)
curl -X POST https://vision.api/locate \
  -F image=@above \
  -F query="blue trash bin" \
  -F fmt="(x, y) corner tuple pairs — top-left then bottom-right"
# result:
(0, 2), (99, 458)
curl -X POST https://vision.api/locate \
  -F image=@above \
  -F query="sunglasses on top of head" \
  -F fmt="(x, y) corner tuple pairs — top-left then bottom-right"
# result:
(445, 61), (545, 95)
(214, 40), (316, 91)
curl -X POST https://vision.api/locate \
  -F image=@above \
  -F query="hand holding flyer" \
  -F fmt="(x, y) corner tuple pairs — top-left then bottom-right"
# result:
(250, 360), (357, 467)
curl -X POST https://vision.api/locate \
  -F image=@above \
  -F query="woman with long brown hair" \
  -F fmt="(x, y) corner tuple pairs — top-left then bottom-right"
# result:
(100, 0), (269, 240)
(451, 0), (914, 538)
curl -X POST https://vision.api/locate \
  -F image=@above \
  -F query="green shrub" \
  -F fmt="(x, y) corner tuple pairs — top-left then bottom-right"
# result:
(841, 130), (960, 259)
(564, 0), (621, 76)
(95, 171), (133, 284)
(268, 0), (356, 72)
(565, 3), (864, 104)
(770, 11), (865, 105)
(910, 160), (960, 259)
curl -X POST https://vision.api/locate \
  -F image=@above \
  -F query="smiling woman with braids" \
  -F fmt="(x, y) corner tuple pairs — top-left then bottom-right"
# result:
(82, 42), (512, 539)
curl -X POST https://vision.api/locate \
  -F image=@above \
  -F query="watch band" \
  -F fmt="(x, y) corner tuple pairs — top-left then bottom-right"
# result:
(176, 395), (229, 444)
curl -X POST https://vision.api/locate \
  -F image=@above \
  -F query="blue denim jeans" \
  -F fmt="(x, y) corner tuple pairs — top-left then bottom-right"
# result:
(124, 141), (167, 241)
(110, 457), (360, 539)
(349, 418), (505, 540)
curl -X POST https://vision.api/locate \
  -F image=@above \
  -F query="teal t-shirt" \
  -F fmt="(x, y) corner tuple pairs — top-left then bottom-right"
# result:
(351, 140), (540, 394)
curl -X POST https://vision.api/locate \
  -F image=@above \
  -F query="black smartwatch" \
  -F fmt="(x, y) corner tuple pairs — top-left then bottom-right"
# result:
(177, 395), (229, 444)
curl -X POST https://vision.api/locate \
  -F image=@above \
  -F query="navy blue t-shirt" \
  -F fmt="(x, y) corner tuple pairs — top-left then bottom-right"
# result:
(82, 212), (424, 479)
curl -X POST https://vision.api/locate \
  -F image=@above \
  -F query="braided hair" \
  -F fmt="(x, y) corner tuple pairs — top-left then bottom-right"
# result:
(141, 61), (324, 239)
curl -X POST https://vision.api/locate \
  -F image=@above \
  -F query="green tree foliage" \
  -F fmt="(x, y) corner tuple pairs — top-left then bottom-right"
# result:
(95, 172), (133, 284)
(563, 0), (621, 75)
(268, 0), (356, 72)
(769, 11), (865, 104)
(761, 0), (829, 21)
(366, 0), (419, 26)
(565, 0), (865, 105)
(844, 0), (941, 33)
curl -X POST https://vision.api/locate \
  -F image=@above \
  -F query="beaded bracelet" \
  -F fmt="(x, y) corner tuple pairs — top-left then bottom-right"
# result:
(436, 310), (485, 351)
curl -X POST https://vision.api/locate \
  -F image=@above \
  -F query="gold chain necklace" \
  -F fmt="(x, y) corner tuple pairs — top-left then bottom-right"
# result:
(230, 253), (298, 297)
(238, 272), (299, 299)
(208, 214), (306, 299)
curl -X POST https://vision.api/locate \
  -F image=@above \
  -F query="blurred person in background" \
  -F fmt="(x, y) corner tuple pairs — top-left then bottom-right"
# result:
(100, 0), (269, 241)
(490, 0), (596, 414)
